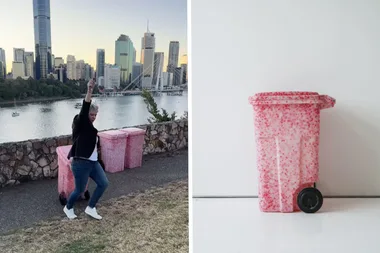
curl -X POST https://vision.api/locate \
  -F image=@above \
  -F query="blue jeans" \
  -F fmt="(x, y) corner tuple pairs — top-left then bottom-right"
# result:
(66, 159), (109, 209)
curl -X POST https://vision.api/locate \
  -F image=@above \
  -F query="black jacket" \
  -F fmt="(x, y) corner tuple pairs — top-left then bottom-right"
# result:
(67, 99), (99, 160)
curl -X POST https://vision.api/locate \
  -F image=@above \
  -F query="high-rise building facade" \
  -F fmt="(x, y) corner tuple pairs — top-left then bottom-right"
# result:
(85, 64), (93, 81)
(132, 63), (143, 88)
(54, 57), (64, 67)
(75, 60), (85, 80)
(180, 54), (188, 65)
(66, 55), (76, 80)
(0, 48), (6, 79)
(0, 61), (4, 80)
(140, 31), (155, 89)
(96, 49), (105, 80)
(162, 72), (174, 87)
(173, 67), (184, 86)
(13, 48), (26, 76)
(25, 52), (35, 78)
(104, 64), (120, 89)
(181, 63), (187, 83)
(167, 41), (179, 73)
(33, 0), (52, 80)
(12, 62), (25, 79)
(13, 48), (25, 63)
(115, 35), (135, 84)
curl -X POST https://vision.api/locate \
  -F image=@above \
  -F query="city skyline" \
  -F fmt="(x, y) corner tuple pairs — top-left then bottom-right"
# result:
(0, 0), (187, 73)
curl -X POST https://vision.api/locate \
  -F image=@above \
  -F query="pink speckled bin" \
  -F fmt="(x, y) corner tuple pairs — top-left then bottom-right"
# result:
(56, 145), (89, 204)
(249, 92), (336, 213)
(119, 128), (146, 169)
(98, 130), (128, 173)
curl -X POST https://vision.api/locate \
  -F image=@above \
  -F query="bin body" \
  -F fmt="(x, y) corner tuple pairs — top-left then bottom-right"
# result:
(57, 145), (88, 197)
(249, 92), (335, 212)
(98, 130), (128, 173)
(119, 128), (146, 169)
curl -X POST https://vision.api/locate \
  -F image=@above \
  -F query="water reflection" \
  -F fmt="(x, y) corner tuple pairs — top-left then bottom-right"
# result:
(0, 92), (188, 143)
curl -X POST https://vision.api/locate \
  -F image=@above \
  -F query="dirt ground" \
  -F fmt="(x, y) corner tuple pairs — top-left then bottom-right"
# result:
(0, 180), (188, 253)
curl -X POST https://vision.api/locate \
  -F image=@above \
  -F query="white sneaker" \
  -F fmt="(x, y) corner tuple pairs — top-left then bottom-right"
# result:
(63, 206), (77, 220)
(85, 206), (102, 220)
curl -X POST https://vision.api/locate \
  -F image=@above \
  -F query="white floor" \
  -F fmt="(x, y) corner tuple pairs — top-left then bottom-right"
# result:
(192, 198), (380, 253)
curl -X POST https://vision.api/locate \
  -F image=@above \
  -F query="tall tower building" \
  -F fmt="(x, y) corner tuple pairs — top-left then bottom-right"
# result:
(167, 41), (180, 73)
(24, 52), (35, 78)
(66, 55), (76, 80)
(96, 49), (105, 80)
(13, 48), (25, 63)
(104, 64), (121, 89)
(33, 0), (52, 80)
(0, 48), (6, 79)
(115, 34), (135, 84)
(76, 60), (85, 80)
(140, 22), (156, 89)
(54, 57), (64, 67)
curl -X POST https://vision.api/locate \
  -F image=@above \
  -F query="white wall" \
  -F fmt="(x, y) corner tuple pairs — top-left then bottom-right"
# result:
(192, 0), (380, 197)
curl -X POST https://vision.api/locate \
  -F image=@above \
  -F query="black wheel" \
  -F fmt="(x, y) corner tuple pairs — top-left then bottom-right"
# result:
(84, 190), (90, 200)
(59, 193), (67, 206)
(297, 187), (323, 213)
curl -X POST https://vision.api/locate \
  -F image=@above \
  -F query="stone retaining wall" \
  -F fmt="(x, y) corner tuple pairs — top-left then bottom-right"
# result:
(0, 120), (188, 188)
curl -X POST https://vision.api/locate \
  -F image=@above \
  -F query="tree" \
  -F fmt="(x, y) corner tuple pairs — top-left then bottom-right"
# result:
(0, 78), (83, 101)
(141, 89), (177, 123)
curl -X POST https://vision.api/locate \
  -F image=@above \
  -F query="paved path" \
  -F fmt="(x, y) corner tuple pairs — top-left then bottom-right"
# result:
(0, 150), (188, 234)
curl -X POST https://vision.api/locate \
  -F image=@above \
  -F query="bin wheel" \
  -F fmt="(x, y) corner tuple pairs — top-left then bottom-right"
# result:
(78, 190), (91, 201)
(84, 190), (90, 200)
(59, 193), (67, 206)
(297, 187), (323, 213)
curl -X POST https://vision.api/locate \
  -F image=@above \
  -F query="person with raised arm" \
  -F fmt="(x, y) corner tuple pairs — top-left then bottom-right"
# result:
(64, 78), (109, 220)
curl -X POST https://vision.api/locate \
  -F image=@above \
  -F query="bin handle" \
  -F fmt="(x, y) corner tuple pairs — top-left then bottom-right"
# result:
(320, 95), (336, 110)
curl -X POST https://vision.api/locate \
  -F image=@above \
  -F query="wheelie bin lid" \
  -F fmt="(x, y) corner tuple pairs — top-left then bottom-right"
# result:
(249, 91), (330, 106)
(98, 130), (128, 140)
(119, 127), (146, 136)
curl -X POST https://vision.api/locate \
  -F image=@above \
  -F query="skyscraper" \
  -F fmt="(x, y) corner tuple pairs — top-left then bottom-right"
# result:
(104, 64), (121, 89)
(12, 62), (25, 79)
(54, 57), (64, 67)
(132, 63), (143, 88)
(167, 41), (180, 73)
(13, 48), (25, 63)
(76, 60), (86, 80)
(140, 26), (156, 89)
(0, 61), (4, 80)
(115, 35), (135, 84)
(0, 48), (6, 79)
(96, 49), (105, 80)
(33, 0), (52, 80)
(25, 52), (35, 78)
(66, 55), (76, 80)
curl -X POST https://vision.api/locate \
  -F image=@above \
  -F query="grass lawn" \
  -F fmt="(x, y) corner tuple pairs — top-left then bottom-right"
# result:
(0, 180), (188, 253)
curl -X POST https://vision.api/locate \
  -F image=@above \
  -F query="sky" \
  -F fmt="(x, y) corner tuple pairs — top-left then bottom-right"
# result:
(0, 0), (187, 72)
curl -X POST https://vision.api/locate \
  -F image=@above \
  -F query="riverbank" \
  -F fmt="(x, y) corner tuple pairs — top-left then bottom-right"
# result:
(0, 97), (71, 107)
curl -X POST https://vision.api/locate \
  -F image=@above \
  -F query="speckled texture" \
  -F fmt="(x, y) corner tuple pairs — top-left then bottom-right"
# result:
(0, 120), (187, 188)
(249, 92), (335, 212)
(56, 145), (88, 198)
(120, 128), (146, 169)
(98, 130), (128, 173)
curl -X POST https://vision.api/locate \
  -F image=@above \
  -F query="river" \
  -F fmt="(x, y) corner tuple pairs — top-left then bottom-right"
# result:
(0, 92), (188, 144)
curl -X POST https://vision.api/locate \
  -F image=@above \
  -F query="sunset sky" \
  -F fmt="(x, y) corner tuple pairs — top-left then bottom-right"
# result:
(0, 0), (187, 72)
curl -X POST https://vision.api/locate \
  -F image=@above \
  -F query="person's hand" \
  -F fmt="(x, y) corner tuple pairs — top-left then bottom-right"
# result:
(87, 79), (95, 92)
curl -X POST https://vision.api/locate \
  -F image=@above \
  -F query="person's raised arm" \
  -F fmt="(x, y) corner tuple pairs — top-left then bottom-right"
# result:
(79, 79), (95, 119)
(85, 78), (95, 103)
